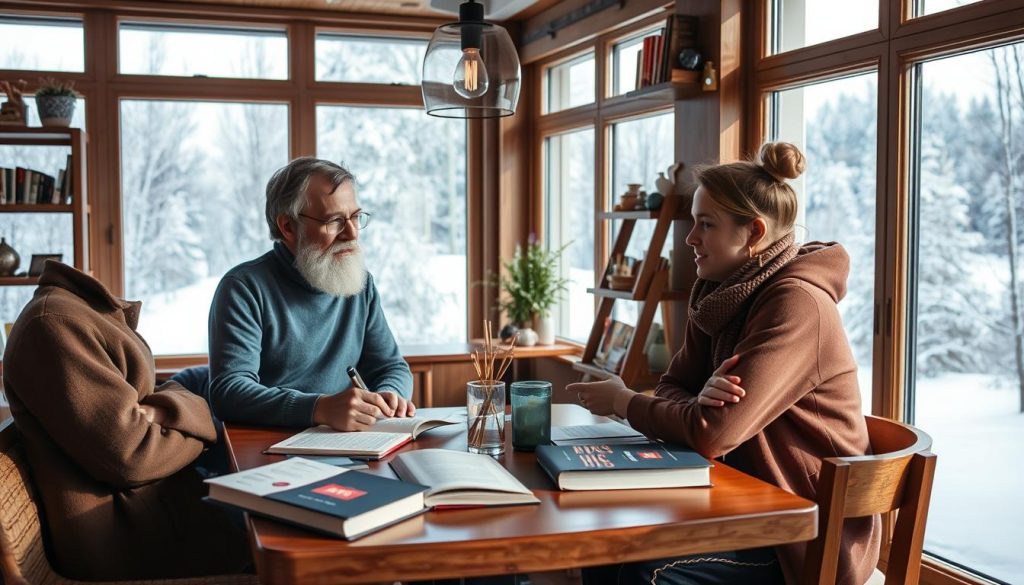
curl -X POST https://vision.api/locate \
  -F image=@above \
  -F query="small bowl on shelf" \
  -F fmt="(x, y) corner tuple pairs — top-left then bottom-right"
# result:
(608, 274), (636, 291)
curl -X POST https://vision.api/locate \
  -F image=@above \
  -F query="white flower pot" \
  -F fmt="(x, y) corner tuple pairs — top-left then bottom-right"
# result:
(534, 313), (555, 345)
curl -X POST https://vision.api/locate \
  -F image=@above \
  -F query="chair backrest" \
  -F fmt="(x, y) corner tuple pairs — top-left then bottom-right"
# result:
(801, 415), (937, 585)
(0, 418), (63, 585)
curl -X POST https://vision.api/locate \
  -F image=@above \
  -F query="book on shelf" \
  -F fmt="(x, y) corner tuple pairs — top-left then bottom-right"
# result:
(632, 15), (698, 91)
(0, 167), (58, 205)
(266, 409), (462, 459)
(550, 422), (648, 446)
(593, 320), (634, 374)
(205, 457), (427, 540)
(536, 442), (711, 491)
(390, 448), (540, 508)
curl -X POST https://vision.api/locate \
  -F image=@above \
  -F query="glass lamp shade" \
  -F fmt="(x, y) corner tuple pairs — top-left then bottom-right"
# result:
(422, 21), (521, 118)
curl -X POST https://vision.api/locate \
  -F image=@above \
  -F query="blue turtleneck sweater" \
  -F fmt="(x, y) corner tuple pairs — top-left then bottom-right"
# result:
(207, 242), (412, 427)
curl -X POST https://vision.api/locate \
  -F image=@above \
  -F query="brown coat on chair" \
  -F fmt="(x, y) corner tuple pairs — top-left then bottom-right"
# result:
(2, 261), (251, 581)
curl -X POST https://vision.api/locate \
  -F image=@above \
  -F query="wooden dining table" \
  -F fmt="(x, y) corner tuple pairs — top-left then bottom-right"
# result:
(225, 404), (817, 585)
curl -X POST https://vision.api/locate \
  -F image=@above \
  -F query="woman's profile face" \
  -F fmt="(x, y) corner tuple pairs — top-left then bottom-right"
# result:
(685, 186), (753, 282)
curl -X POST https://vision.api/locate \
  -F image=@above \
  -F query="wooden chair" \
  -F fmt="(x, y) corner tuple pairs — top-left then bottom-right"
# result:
(802, 416), (937, 585)
(0, 418), (259, 585)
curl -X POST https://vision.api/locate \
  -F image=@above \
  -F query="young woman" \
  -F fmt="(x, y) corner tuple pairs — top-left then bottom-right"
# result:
(569, 142), (880, 585)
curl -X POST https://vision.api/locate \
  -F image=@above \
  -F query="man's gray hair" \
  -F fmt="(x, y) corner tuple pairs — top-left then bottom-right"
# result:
(265, 157), (355, 241)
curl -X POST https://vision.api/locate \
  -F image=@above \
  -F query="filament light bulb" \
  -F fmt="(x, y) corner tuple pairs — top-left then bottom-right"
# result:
(453, 48), (489, 98)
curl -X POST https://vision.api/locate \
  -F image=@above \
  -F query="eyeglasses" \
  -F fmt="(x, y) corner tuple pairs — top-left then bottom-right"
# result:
(296, 211), (372, 235)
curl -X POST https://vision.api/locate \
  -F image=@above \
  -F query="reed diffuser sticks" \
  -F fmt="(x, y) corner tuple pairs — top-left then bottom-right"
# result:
(468, 320), (517, 449)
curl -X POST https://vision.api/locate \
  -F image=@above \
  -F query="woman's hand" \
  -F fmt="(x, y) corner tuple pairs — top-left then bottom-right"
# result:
(698, 354), (746, 407)
(566, 375), (635, 418)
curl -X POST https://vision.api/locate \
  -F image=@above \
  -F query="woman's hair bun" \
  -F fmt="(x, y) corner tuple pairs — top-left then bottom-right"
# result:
(758, 141), (805, 182)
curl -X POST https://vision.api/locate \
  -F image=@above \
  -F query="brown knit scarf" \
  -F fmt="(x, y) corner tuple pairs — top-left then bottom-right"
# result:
(688, 232), (798, 369)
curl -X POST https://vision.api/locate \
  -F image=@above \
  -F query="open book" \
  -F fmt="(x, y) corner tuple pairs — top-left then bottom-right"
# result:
(266, 410), (462, 459)
(390, 449), (540, 508)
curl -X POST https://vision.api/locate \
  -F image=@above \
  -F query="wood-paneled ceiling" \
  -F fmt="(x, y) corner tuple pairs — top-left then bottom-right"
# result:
(156, 0), (561, 21)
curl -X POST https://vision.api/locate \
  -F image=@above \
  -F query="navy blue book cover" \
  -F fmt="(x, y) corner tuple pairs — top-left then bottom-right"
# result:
(267, 471), (427, 519)
(536, 443), (710, 475)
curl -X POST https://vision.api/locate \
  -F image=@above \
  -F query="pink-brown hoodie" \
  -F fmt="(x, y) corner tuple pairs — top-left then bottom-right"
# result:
(627, 242), (880, 585)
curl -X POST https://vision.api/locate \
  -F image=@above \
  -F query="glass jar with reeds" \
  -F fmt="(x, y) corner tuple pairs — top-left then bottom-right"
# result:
(467, 323), (517, 456)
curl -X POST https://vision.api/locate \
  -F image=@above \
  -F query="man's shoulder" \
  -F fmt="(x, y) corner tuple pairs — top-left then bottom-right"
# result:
(220, 249), (279, 286)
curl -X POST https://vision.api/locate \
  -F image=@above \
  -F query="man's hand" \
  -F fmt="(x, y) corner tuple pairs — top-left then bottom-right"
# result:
(312, 386), (394, 431)
(697, 354), (746, 407)
(380, 391), (416, 418)
(566, 375), (635, 418)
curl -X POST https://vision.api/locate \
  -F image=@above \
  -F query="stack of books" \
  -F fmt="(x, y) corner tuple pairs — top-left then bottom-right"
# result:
(633, 15), (699, 90)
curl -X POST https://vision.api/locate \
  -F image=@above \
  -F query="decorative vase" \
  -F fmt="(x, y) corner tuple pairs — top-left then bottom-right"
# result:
(0, 238), (20, 276)
(533, 313), (555, 345)
(620, 183), (642, 210)
(517, 328), (539, 347)
(655, 172), (674, 196)
(645, 192), (664, 211)
(36, 95), (75, 127)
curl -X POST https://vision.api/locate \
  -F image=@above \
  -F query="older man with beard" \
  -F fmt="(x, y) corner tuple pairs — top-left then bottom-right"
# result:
(208, 157), (414, 430)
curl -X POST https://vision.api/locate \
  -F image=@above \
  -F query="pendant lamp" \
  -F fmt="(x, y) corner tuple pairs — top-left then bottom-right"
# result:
(422, 0), (521, 118)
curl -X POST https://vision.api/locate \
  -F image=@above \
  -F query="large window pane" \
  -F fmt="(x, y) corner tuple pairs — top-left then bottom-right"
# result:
(544, 128), (595, 342)
(610, 34), (646, 96)
(120, 100), (289, 354)
(769, 0), (877, 55)
(914, 0), (984, 17)
(316, 34), (426, 84)
(119, 23), (288, 79)
(0, 16), (83, 72)
(609, 111), (673, 325)
(317, 105), (467, 345)
(544, 52), (595, 113)
(769, 73), (877, 413)
(908, 44), (1024, 584)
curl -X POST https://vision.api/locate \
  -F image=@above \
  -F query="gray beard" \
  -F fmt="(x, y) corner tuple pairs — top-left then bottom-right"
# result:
(294, 239), (367, 297)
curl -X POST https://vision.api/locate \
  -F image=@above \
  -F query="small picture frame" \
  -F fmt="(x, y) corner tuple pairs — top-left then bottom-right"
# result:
(28, 254), (62, 276)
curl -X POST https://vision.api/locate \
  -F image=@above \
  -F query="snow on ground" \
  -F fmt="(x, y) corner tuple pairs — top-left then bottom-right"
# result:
(913, 373), (1023, 583)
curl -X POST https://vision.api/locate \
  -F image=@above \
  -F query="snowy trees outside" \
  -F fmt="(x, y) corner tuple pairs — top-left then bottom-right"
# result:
(118, 35), (466, 353)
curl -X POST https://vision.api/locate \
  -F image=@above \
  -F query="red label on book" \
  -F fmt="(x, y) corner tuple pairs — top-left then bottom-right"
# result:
(312, 483), (367, 501)
(638, 451), (663, 460)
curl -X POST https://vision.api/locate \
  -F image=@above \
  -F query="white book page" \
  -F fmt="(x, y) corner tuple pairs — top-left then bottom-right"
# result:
(205, 457), (341, 496)
(267, 426), (406, 454)
(392, 449), (532, 495)
(369, 410), (462, 437)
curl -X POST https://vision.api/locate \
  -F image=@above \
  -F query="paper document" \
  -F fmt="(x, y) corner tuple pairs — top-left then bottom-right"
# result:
(550, 422), (647, 445)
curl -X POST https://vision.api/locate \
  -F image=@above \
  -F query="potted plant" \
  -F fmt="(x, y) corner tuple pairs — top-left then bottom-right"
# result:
(35, 77), (77, 127)
(493, 237), (570, 345)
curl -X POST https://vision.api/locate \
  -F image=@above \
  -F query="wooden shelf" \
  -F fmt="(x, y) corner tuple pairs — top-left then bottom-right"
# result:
(0, 276), (39, 286)
(588, 287), (687, 301)
(0, 204), (73, 213)
(0, 127), (80, 146)
(605, 72), (703, 107)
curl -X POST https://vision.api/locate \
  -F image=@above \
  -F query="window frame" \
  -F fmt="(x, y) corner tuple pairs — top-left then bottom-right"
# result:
(533, 12), (678, 346)
(750, 2), (1024, 584)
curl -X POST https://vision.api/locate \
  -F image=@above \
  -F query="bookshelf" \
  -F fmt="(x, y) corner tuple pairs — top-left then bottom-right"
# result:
(573, 193), (688, 390)
(0, 127), (89, 278)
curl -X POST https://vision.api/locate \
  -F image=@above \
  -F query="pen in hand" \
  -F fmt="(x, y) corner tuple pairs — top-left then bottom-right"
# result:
(347, 366), (393, 419)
